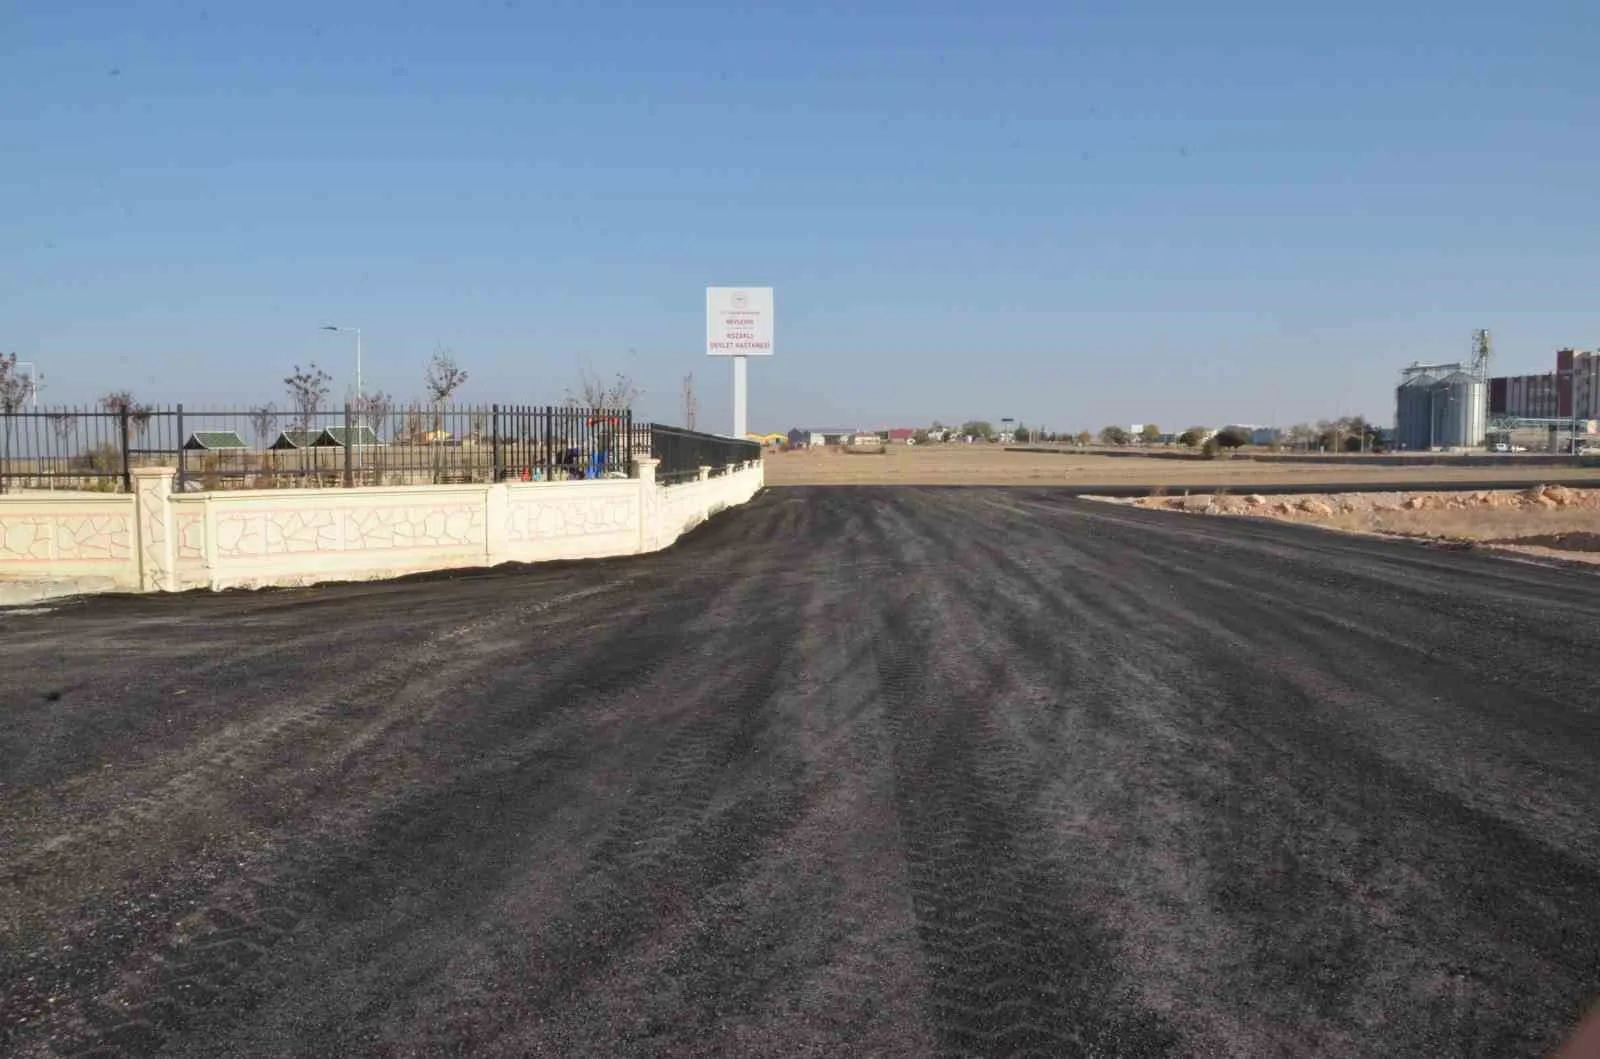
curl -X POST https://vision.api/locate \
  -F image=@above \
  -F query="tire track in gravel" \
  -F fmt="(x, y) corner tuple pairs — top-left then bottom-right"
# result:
(566, 492), (936, 1059)
(864, 491), (1182, 1057)
(958, 493), (1600, 1057)
(1134, 571), (1600, 1057)
(132, 521), (816, 1058)
(8, 565), (747, 1059)
(4, 581), (633, 872)
(0, 574), (676, 1059)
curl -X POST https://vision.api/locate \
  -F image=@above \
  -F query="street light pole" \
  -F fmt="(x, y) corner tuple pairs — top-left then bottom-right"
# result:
(321, 326), (362, 399)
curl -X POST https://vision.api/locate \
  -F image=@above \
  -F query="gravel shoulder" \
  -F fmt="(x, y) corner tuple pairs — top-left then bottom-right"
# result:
(1113, 483), (1600, 566)
(2, 488), (1597, 1057)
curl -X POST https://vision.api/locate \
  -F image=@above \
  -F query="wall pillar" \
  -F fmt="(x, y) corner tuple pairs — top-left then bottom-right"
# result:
(484, 482), (508, 565)
(698, 466), (712, 481)
(133, 467), (176, 592)
(634, 457), (660, 554)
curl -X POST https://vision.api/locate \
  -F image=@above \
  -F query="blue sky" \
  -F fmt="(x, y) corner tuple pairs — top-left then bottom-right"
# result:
(4, 0), (1597, 433)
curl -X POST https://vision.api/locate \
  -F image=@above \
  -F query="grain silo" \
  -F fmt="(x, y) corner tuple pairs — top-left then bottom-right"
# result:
(1395, 371), (1437, 451)
(1430, 371), (1487, 449)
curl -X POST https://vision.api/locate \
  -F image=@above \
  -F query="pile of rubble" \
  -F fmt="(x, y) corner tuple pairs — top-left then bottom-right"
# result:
(1136, 484), (1599, 519)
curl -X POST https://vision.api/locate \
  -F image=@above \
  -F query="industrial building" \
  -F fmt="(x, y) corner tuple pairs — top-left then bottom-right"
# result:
(1394, 339), (1600, 452)
(1490, 347), (1600, 420)
(1393, 331), (1490, 450)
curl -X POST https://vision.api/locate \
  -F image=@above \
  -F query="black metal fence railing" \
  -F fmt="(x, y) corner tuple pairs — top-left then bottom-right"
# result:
(646, 424), (762, 484)
(0, 404), (634, 493)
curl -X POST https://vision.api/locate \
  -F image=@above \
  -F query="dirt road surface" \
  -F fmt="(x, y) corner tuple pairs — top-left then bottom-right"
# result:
(3, 489), (1598, 1058)
(764, 444), (1600, 488)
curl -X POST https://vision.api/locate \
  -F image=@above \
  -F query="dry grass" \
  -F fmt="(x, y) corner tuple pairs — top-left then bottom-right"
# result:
(763, 444), (1600, 488)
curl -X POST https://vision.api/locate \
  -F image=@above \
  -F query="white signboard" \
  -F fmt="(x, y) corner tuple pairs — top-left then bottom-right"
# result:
(706, 287), (774, 357)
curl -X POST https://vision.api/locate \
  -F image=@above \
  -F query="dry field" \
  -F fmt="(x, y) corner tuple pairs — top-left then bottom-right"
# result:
(763, 443), (1600, 488)
(1114, 484), (1600, 565)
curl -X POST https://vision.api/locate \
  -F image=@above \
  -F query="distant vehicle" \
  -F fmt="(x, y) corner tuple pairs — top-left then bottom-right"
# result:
(1492, 442), (1511, 453)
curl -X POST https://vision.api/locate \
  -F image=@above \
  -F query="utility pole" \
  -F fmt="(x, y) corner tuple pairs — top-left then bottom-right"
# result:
(683, 373), (697, 432)
(321, 325), (362, 400)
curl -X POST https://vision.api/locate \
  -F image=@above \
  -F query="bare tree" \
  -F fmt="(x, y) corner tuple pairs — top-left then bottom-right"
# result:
(422, 350), (468, 442)
(0, 354), (30, 491)
(566, 365), (640, 410)
(248, 404), (280, 446)
(99, 390), (153, 438)
(1, 354), (35, 413)
(283, 364), (332, 431)
(49, 412), (78, 441)
(424, 349), (468, 404)
(354, 391), (393, 437)
(403, 409), (426, 444)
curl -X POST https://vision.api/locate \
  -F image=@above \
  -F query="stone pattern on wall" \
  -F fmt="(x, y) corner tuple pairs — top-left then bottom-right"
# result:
(0, 512), (133, 562)
(506, 490), (637, 543)
(212, 502), (486, 559)
(175, 512), (205, 561)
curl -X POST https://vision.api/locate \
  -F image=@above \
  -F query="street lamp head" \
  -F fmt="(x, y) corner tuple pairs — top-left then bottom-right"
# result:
(321, 325), (341, 332)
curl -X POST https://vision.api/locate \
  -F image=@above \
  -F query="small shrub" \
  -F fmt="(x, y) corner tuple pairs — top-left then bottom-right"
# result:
(82, 442), (121, 473)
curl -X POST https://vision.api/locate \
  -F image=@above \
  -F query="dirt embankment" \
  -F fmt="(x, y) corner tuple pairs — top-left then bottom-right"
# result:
(1118, 484), (1600, 562)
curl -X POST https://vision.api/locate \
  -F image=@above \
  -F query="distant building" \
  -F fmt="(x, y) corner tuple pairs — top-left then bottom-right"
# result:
(1489, 347), (1600, 419)
(788, 427), (857, 448)
(1222, 425), (1281, 446)
(887, 427), (916, 443)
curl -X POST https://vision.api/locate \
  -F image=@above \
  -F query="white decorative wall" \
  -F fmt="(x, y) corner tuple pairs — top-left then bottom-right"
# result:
(1, 459), (764, 595)
(0, 494), (139, 587)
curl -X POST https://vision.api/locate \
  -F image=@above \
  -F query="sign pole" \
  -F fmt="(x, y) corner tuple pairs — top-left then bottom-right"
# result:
(733, 355), (748, 439)
(706, 286), (772, 439)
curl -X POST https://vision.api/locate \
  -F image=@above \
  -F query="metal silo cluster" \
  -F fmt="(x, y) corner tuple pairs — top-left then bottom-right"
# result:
(1395, 371), (1487, 450)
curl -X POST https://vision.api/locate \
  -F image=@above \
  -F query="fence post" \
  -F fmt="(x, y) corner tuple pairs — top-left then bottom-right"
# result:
(543, 405), (553, 482)
(491, 404), (502, 482)
(119, 407), (132, 493)
(624, 410), (633, 477)
(343, 402), (354, 488)
(175, 404), (186, 492)
(0, 409), (10, 495)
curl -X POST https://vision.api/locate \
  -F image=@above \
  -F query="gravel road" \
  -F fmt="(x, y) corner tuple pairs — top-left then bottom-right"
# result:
(2, 488), (1597, 1058)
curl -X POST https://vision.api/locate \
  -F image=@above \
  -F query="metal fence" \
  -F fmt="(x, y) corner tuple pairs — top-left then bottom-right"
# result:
(0, 404), (635, 492)
(646, 424), (762, 484)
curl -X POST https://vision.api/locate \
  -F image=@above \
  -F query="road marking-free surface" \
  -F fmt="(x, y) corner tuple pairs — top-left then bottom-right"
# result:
(2, 488), (1597, 1057)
